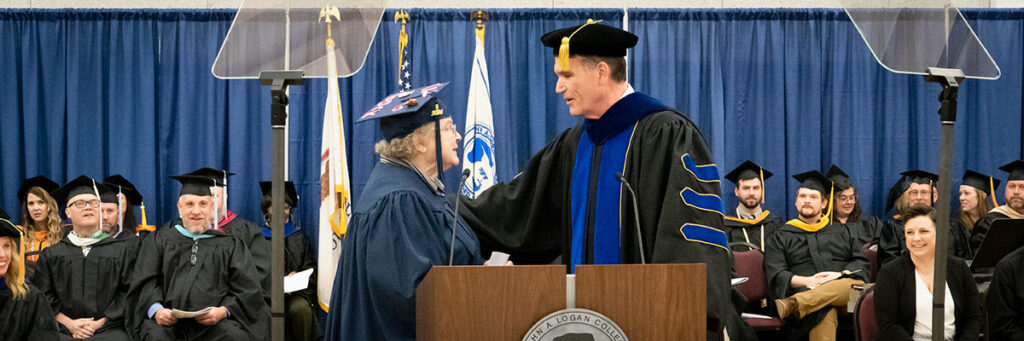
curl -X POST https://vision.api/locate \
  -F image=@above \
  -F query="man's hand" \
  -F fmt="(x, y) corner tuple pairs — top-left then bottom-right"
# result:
(155, 308), (178, 326)
(195, 307), (228, 326)
(87, 318), (107, 333)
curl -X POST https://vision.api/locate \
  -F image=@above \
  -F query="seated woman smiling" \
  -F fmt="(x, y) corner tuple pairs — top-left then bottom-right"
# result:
(874, 204), (981, 341)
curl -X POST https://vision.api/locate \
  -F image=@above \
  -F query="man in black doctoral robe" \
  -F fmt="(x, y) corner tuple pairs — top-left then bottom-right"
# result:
(34, 176), (139, 340)
(970, 160), (1024, 251)
(879, 170), (972, 263)
(723, 160), (783, 251)
(129, 175), (269, 341)
(458, 20), (741, 340)
(987, 244), (1024, 340)
(766, 170), (869, 340)
(180, 167), (270, 300)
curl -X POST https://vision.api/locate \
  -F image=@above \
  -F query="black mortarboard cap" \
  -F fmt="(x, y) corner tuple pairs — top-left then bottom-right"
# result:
(826, 165), (853, 190)
(259, 181), (299, 207)
(170, 175), (215, 197)
(540, 20), (638, 58)
(962, 170), (1000, 194)
(52, 175), (102, 207)
(103, 175), (143, 205)
(358, 82), (451, 140)
(901, 170), (939, 185)
(724, 160), (773, 184)
(182, 168), (235, 187)
(97, 183), (118, 204)
(0, 216), (20, 248)
(998, 160), (1024, 181)
(793, 170), (832, 197)
(17, 175), (59, 202)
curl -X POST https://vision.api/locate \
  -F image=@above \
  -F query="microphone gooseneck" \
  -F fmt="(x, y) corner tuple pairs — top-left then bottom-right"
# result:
(616, 173), (645, 264)
(449, 168), (472, 266)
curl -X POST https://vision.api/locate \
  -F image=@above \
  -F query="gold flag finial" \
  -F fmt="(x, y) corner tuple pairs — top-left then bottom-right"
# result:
(319, 6), (341, 38)
(471, 9), (489, 44)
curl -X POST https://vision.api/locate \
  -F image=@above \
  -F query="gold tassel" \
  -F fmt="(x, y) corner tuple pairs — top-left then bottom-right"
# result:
(760, 168), (766, 204)
(559, 19), (600, 72)
(558, 37), (570, 72)
(990, 176), (999, 207)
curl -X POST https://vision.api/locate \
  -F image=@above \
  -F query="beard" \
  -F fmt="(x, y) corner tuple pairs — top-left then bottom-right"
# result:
(1009, 196), (1024, 211)
(740, 196), (760, 210)
(182, 219), (210, 234)
(798, 206), (821, 221)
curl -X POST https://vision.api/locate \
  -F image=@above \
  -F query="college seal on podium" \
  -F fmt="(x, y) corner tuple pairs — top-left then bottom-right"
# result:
(522, 308), (628, 341)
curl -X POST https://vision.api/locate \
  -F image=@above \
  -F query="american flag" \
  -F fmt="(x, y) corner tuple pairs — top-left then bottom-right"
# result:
(397, 12), (412, 91)
(399, 45), (412, 90)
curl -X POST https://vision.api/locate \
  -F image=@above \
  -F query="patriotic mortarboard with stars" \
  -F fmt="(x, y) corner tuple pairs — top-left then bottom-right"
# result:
(359, 82), (450, 140)
(360, 82), (451, 181)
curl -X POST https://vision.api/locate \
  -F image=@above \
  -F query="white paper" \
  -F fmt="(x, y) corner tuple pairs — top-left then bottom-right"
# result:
(741, 313), (774, 319)
(171, 307), (212, 318)
(284, 268), (314, 294)
(731, 277), (749, 286)
(484, 251), (510, 266)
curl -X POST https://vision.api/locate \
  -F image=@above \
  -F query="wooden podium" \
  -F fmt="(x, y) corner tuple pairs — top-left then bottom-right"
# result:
(416, 264), (706, 340)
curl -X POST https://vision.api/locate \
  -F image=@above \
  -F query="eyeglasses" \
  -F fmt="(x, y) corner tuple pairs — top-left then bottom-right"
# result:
(837, 194), (857, 203)
(69, 199), (101, 209)
(190, 240), (199, 265)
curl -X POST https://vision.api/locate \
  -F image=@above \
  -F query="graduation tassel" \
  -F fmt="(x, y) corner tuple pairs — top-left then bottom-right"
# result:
(91, 180), (104, 238)
(990, 176), (999, 207)
(115, 188), (124, 238)
(558, 19), (600, 72)
(828, 183), (834, 225)
(759, 167), (766, 205)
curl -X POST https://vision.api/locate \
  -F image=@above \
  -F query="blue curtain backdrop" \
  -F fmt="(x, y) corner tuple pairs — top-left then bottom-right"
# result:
(1, 8), (1022, 251)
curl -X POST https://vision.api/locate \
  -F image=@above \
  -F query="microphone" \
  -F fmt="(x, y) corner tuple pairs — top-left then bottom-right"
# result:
(449, 169), (472, 266)
(616, 173), (646, 264)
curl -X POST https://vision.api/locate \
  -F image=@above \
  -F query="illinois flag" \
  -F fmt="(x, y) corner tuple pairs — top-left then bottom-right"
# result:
(318, 34), (351, 312)
(460, 32), (496, 199)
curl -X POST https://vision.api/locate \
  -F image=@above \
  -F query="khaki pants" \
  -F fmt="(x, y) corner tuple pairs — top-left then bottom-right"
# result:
(791, 278), (865, 341)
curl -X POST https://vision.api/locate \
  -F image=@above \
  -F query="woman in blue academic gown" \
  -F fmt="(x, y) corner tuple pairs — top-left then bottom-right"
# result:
(324, 83), (484, 340)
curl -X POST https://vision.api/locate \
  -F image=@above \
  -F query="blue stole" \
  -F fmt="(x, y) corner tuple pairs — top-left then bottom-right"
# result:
(174, 224), (214, 240)
(261, 222), (298, 238)
(569, 92), (669, 273)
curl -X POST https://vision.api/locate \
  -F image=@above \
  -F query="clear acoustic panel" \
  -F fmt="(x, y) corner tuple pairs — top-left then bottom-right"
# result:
(841, 0), (999, 79)
(212, 0), (384, 79)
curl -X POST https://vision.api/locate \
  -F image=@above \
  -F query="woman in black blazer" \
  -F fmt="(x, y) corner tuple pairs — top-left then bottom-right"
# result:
(874, 204), (981, 340)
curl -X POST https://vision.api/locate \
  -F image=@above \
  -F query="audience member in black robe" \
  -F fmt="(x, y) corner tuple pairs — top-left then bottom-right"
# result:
(180, 167), (271, 300)
(766, 170), (869, 340)
(970, 160), (1024, 251)
(458, 21), (740, 340)
(129, 175), (269, 341)
(987, 244), (1024, 340)
(874, 205), (981, 340)
(723, 161), (782, 251)
(0, 207), (60, 340)
(34, 176), (139, 340)
(826, 165), (883, 248)
(16, 176), (63, 278)
(880, 170), (972, 263)
(103, 175), (147, 239)
(258, 181), (318, 341)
